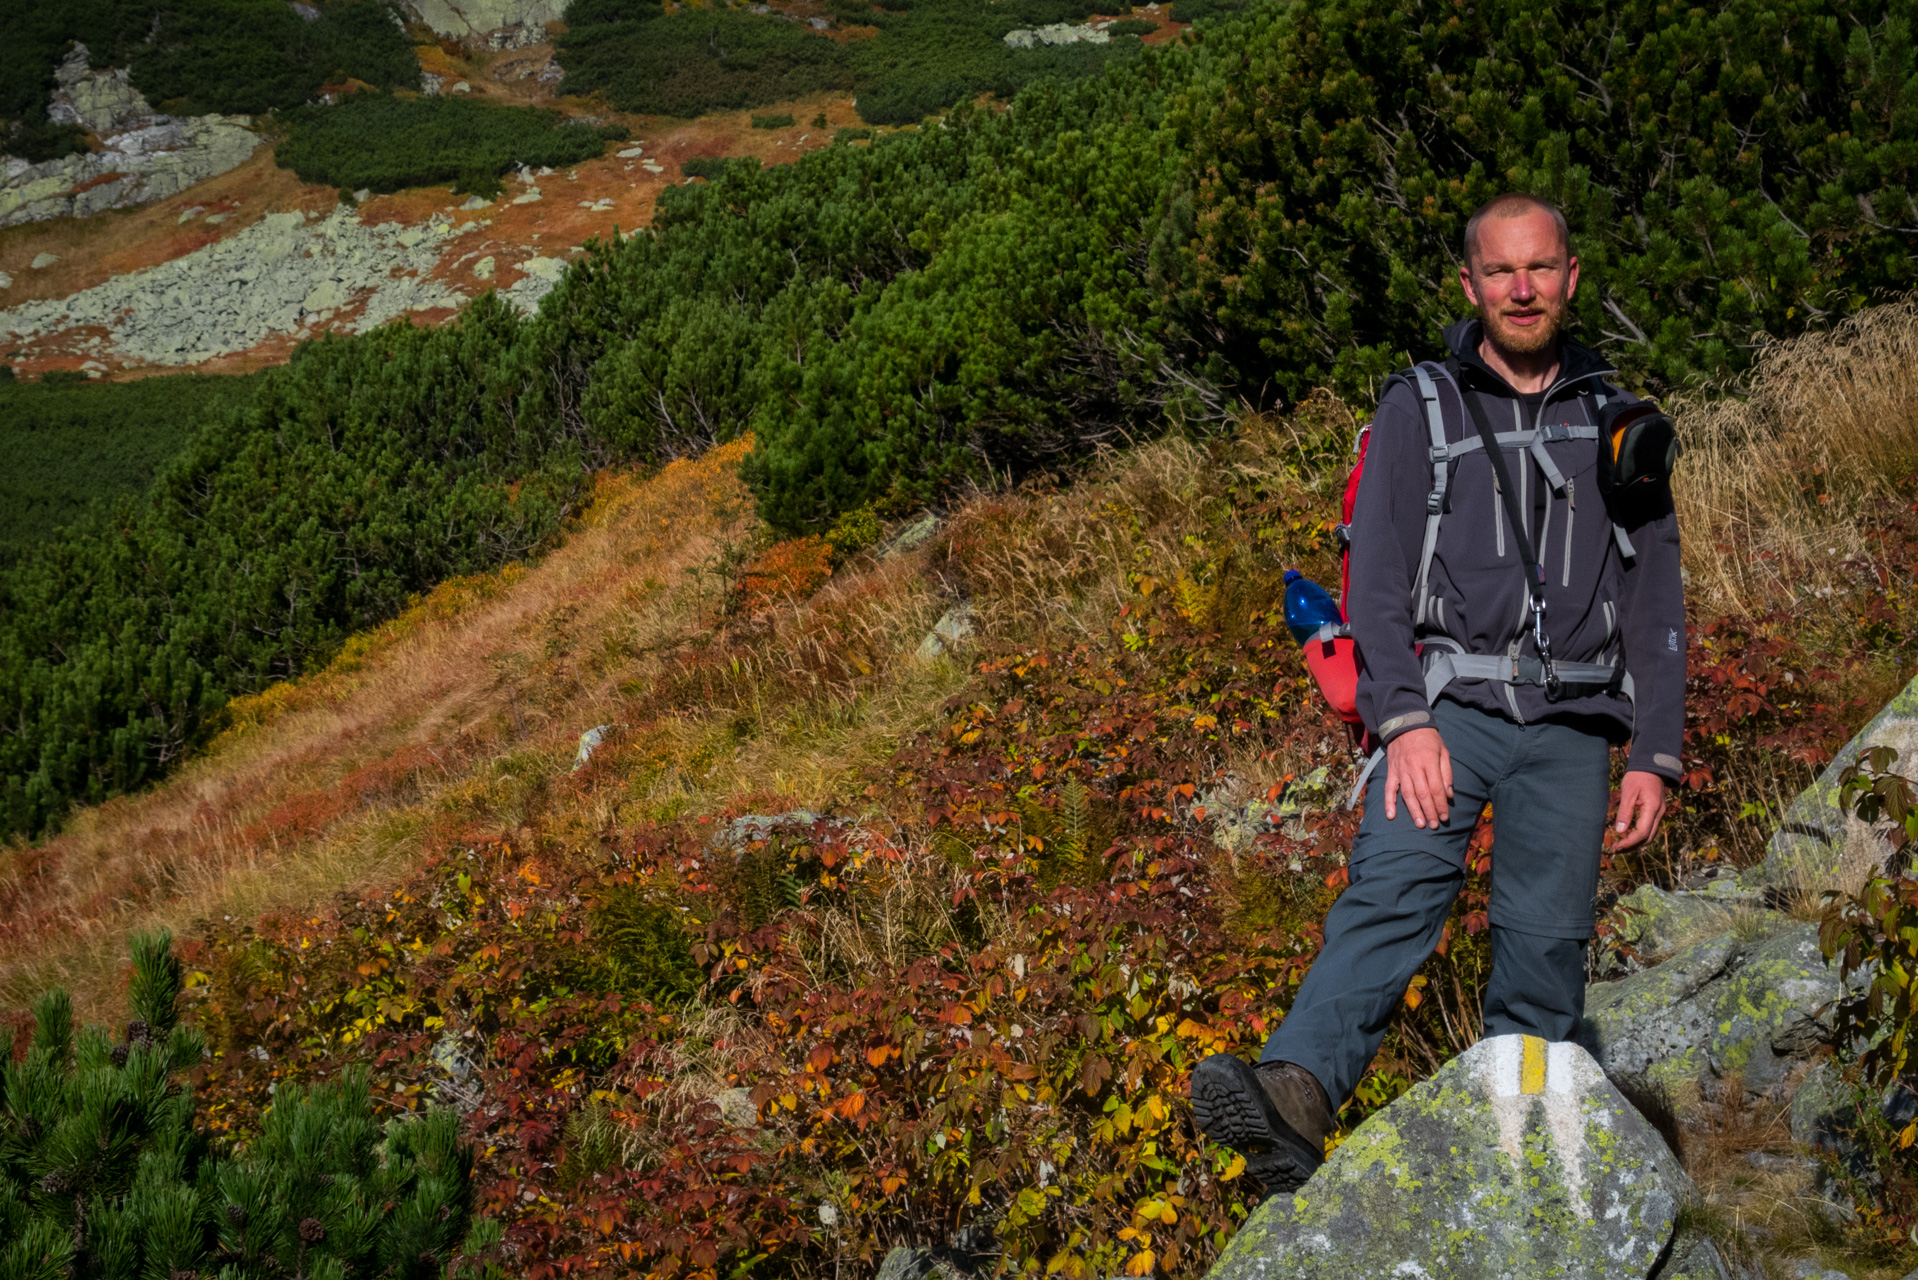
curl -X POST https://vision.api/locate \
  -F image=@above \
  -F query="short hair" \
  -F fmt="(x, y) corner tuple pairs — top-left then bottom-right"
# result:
(1463, 194), (1570, 268)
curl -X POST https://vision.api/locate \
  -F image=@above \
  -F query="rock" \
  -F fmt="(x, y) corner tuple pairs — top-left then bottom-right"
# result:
(880, 513), (940, 558)
(1205, 1035), (1688, 1279)
(572, 723), (611, 771)
(449, 80), (473, 93)
(916, 603), (975, 660)
(47, 44), (155, 136)
(1003, 22), (1111, 47)
(617, 145), (645, 158)
(2, 113), (261, 229)
(1789, 1264), (1848, 1280)
(460, 194), (492, 209)
(1610, 880), (1769, 957)
(0, 271), (10, 288)
(472, 255), (496, 279)
(1586, 923), (1845, 1097)
(1649, 1232), (1731, 1280)
(29, 253), (58, 269)
(876, 1247), (970, 1280)
(1750, 668), (1918, 892)
(0, 208), (466, 364)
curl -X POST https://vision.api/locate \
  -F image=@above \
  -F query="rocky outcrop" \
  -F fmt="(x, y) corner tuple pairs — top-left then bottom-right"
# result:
(400, 0), (565, 45)
(1586, 919), (1845, 1097)
(2, 46), (262, 229)
(0, 208), (469, 365)
(1206, 1035), (1698, 1279)
(1747, 669), (1918, 893)
(1003, 22), (1111, 47)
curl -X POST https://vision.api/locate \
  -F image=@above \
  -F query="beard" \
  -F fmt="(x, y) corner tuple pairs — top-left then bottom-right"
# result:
(1480, 295), (1567, 356)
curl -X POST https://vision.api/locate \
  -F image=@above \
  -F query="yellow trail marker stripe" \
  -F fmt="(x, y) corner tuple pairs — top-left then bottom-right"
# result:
(1520, 1035), (1546, 1095)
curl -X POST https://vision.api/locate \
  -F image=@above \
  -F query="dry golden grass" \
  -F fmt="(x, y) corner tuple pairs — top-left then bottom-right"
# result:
(1673, 301), (1918, 617)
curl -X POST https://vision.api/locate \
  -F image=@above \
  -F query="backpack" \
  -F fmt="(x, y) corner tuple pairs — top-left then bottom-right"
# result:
(1318, 361), (1647, 805)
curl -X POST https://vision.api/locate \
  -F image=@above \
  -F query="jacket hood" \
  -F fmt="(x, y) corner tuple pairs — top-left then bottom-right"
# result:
(1440, 316), (1612, 392)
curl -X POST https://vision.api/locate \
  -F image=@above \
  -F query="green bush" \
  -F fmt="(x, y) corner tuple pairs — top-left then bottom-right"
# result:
(0, 371), (262, 562)
(0, 931), (495, 1280)
(1168, 0), (1918, 397)
(751, 111), (796, 129)
(275, 93), (626, 193)
(552, 0), (1135, 126)
(557, 6), (853, 117)
(1166, 0), (1245, 23)
(679, 155), (736, 180)
(1103, 18), (1157, 35)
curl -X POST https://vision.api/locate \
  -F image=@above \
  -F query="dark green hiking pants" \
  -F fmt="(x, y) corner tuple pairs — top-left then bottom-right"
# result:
(1261, 697), (1611, 1105)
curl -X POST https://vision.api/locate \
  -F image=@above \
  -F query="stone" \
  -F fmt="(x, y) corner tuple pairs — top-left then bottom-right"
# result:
(616, 146), (646, 158)
(0, 271), (10, 289)
(1003, 21), (1111, 47)
(916, 603), (976, 660)
(472, 255), (496, 279)
(1649, 1232), (1731, 1280)
(0, 208), (467, 365)
(2, 114), (261, 229)
(47, 45), (155, 136)
(1205, 1035), (1688, 1280)
(460, 194), (492, 210)
(1586, 923), (1845, 1097)
(1610, 880), (1769, 958)
(449, 80), (473, 93)
(880, 513), (941, 558)
(398, 0), (566, 43)
(1750, 669), (1918, 892)
(29, 254), (58, 270)
(572, 723), (610, 770)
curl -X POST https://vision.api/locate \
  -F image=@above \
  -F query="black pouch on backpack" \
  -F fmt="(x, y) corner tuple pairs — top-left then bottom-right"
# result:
(1596, 399), (1681, 512)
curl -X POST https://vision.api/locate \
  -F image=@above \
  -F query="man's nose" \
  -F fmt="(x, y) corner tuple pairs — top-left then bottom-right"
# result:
(1509, 270), (1536, 300)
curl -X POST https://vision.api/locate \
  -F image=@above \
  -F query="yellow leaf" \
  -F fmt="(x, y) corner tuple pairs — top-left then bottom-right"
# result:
(1157, 1202), (1178, 1225)
(1126, 1249), (1155, 1277)
(1901, 1122), (1917, 1150)
(1221, 1153), (1246, 1181)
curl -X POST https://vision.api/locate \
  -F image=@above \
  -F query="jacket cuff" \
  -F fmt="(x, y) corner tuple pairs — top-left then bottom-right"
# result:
(1375, 706), (1435, 746)
(1626, 745), (1684, 783)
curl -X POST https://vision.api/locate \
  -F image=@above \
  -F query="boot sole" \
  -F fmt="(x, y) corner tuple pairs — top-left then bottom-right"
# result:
(1190, 1053), (1325, 1196)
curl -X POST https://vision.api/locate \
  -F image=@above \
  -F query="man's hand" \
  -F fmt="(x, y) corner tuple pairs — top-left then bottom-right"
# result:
(1613, 770), (1668, 849)
(1383, 727), (1453, 829)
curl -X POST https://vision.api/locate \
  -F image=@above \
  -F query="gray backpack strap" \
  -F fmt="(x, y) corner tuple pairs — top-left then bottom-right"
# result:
(1409, 363), (1450, 618)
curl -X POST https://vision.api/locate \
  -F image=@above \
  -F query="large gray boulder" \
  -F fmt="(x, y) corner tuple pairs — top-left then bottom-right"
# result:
(1749, 669), (1918, 892)
(1586, 922), (1845, 1097)
(1205, 1035), (1689, 1279)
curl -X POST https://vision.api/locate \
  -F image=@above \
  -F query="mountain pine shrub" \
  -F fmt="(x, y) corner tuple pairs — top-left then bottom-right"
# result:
(0, 930), (496, 1280)
(1168, 0), (1918, 398)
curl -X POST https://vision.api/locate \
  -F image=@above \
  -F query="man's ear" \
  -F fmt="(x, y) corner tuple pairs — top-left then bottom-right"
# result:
(1459, 259), (1480, 308)
(1564, 254), (1580, 303)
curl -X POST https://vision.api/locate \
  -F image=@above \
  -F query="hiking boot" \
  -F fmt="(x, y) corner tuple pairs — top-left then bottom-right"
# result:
(1189, 1055), (1335, 1196)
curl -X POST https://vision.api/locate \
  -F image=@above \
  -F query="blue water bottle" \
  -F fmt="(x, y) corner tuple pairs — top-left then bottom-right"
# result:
(1283, 569), (1343, 646)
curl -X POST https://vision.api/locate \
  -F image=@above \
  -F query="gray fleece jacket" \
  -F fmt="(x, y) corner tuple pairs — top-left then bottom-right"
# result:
(1347, 319), (1687, 782)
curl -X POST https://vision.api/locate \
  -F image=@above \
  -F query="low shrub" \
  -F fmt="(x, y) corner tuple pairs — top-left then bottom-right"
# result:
(0, 930), (497, 1278)
(751, 111), (796, 129)
(678, 156), (736, 181)
(1104, 18), (1158, 35)
(557, 5), (854, 117)
(275, 93), (627, 193)
(0, 371), (262, 561)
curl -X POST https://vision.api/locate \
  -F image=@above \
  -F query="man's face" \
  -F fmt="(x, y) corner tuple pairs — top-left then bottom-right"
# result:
(1459, 209), (1579, 357)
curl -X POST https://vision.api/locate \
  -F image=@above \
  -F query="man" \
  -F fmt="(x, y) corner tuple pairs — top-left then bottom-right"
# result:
(1188, 194), (1686, 1194)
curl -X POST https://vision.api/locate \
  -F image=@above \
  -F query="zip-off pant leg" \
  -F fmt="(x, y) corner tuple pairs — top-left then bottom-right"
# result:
(1260, 698), (1610, 1106)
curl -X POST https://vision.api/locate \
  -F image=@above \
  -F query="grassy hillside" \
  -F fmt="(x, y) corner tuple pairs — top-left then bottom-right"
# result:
(5, 0), (1916, 840)
(0, 372), (261, 561)
(4, 306), (1917, 1275)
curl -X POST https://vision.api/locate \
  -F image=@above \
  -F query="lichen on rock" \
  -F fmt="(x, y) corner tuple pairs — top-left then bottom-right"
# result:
(1204, 1036), (1687, 1280)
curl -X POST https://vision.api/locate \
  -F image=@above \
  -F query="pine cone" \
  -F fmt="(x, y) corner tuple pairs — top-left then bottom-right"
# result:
(110, 1043), (129, 1067)
(226, 1203), (248, 1226)
(126, 1019), (152, 1046)
(438, 1203), (452, 1221)
(40, 1170), (72, 1196)
(170, 1271), (199, 1280)
(298, 1217), (325, 1243)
